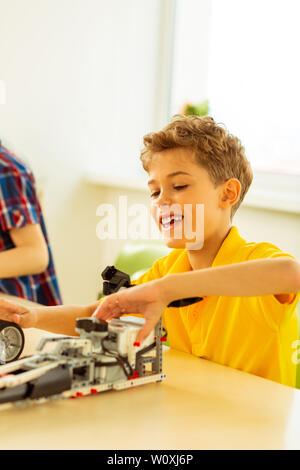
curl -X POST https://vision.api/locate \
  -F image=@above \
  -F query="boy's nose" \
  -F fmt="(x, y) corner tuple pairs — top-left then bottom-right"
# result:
(156, 192), (172, 206)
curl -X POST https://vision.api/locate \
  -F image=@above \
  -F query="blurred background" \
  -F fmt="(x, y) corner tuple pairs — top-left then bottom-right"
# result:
(0, 0), (299, 304)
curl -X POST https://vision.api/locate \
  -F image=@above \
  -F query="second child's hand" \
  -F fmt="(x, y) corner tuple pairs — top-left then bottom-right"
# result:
(0, 298), (36, 327)
(92, 280), (168, 344)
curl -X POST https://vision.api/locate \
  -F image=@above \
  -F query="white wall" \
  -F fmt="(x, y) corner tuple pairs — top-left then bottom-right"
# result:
(0, 0), (162, 303)
(235, 206), (300, 260)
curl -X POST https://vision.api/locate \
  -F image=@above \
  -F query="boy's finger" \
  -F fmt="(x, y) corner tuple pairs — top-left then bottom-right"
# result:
(93, 305), (112, 320)
(135, 319), (156, 345)
(92, 301), (110, 318)
(12, 313), (30, 328)
(0, 299), (27, 314)
(12, 314), (21, 324)
(93, 297), (123, 320)
(92, 306), (101, 318)
(0, 313), (14, 323)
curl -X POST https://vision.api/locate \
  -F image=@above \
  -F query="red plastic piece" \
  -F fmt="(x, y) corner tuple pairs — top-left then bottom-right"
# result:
(90, 388), (98, 394)
(76, 392), (83, 397)
(127, 370), (139, 380)
(160, 337), (167, 342)
(133, 341), (140, 347)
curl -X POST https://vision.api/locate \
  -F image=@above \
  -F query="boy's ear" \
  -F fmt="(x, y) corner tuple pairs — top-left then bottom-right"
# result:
(219, 178), (241, 208)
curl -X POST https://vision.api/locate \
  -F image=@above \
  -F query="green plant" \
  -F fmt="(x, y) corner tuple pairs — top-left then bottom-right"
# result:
(182, 99), (209, 117)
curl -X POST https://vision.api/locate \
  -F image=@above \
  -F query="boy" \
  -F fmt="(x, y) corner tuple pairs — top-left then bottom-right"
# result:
(0, 116), (299, 386)
(0, 141), (62, 305)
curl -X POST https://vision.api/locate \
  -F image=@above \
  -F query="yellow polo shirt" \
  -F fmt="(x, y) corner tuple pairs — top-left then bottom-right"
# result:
(133, 226), (299, 387)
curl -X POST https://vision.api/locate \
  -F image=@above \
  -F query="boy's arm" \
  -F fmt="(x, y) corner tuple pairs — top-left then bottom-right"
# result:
(0, 298), (100, 336)
(0, 224), (49, 278)
(162, 257), (300, 301)
(93, 257), (300, 344)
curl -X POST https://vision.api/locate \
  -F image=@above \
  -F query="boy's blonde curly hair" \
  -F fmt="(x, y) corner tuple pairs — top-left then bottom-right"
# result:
(140, 115), (253, 216)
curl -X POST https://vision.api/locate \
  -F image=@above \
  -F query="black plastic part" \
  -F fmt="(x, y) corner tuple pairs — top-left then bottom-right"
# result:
(101, 266), (118, 281)
(101, 266), (131, 294)
(76, 318), (108, 333)
(29, 364), (72, 399)
(103, 281), (113, 296)
(0, 364), (72, 404)
(167, 297), (203, 307)
(0, 383), (28, 404)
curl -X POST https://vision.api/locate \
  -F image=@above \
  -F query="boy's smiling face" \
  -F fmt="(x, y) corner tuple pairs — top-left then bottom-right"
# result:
(148, 147), (227, 250)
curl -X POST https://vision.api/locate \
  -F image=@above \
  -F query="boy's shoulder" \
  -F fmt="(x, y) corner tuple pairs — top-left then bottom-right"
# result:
(243, 240), (293, 261)
(228, 226), (293, 263)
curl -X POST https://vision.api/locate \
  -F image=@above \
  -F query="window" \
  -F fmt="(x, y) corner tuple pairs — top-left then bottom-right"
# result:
(171, 0), (300, 176)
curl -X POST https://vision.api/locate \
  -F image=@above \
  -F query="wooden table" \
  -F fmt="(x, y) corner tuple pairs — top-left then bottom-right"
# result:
(0, 326), (300, 450)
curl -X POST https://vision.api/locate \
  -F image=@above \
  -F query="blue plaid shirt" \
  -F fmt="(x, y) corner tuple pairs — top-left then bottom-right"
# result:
(0, 144), (62, 305)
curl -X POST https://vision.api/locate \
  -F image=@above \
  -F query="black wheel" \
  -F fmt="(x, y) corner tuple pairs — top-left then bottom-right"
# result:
(0, 320), (25, 363)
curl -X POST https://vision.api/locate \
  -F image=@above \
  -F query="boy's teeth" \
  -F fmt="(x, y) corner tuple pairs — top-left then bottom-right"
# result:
(161, 215), (183, 225)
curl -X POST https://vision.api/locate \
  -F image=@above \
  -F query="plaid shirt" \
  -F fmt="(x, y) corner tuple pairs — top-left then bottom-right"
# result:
(0, 144), (62, 305)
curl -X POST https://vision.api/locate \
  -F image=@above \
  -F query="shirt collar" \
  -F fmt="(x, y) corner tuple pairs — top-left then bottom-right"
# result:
(169, 226), (246, 273)
(212, 226), (246, 267)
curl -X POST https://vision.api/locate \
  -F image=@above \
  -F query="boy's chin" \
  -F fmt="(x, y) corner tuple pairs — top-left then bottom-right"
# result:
(163, 237), (186, 249)
(163, 235), (203, 251)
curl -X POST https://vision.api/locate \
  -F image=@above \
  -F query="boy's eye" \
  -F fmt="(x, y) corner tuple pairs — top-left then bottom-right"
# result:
(150, 185), (188, 197)
(174, 185), (188, 191)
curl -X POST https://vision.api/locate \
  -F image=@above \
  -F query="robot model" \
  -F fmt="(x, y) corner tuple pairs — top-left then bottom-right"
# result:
(0, 266), (167, 408)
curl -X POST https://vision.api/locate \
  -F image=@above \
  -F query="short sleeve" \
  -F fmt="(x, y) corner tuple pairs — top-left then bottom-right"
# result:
(248, 242), (300, 325)
(0, 168), (41, 231)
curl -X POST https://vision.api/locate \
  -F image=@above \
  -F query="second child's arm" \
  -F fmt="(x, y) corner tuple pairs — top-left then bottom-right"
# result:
(0, 298), (100, 336)
(30, 302), (100, 335)
(0, 224), (49, 278)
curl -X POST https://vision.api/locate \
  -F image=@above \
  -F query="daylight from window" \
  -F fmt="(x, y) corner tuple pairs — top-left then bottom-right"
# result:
(172, 0), (300, 175)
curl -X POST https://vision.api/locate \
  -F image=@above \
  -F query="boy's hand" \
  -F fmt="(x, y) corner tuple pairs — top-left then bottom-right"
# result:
(0, 298), (37, 328)
(92, 279), (168, 344)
